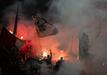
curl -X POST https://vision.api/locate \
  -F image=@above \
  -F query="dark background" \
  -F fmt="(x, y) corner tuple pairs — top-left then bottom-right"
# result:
(0, 0), (52, 23)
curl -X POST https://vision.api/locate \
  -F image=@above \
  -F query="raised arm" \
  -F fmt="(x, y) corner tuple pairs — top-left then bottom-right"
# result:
(49, 49), (52, 59)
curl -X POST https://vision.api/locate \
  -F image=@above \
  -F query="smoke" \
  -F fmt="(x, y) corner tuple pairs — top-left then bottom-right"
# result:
(2, 0), (81, 75)
(49, 0), (107, 75)
(2, 0), (53, 55)
(2, 0), (107, 75)
(2, 0), (79, 59)
(57, 61), (81, 75)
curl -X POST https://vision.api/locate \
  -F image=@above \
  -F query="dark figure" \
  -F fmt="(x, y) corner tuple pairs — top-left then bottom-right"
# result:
(44, 49), (52, 69)
(46, 50), (52, 65)
(53, 57), (64, 72)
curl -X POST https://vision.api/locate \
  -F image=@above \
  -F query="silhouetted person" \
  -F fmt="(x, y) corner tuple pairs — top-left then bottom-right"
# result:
(45, 50), (52, 65)
(54, 57), (64, 72)
(44, 49), (52, 69)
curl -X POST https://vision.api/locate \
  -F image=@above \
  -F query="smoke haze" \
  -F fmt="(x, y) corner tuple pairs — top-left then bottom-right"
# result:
(50, 0), (107, 75)
(1, 0), (107, 75)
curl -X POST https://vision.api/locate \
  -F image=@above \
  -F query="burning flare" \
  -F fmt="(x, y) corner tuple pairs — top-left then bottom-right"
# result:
(43, 51), (48, 57)
(9, 30), (13, 34)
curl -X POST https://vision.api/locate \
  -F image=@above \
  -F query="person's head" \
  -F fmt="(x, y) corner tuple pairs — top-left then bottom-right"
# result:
(60, 57), (64, 60)
(47, 55), (50, 58)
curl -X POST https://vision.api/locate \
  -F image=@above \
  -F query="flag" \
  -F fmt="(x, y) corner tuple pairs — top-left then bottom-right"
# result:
(37, 23), (58, 37)
(33, 16), (58, 37)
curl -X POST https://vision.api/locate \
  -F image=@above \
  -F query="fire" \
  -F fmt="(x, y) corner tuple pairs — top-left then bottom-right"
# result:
(20, 36), (24, 39)
(43, 51), (48, 57)
(58, 51), (65, 59)
(7, 20), (79, 63)
(9, 29), (24, 40)
(9, 30), (13, 34)
(41, 48), (69, 62)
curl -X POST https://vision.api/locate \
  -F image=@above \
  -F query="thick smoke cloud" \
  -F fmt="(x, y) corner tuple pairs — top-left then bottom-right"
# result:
(49, 0), (107, 75)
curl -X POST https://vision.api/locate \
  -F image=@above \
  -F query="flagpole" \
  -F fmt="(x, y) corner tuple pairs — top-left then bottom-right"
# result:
(13, 3), (19, 35)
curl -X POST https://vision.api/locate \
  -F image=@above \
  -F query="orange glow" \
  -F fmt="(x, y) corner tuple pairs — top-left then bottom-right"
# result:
(7, 20), (41, 56)
(39, 37), (71, 62)
(41, 48), (69, 62)
(7, 19), (79, 63)
(43, 51), (48, 57)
